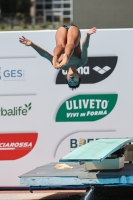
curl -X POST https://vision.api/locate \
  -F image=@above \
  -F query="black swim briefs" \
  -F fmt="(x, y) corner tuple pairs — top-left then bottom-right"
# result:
(62, 24), (77, 30)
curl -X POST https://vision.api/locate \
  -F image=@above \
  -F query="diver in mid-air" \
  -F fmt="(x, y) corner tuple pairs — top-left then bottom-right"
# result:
(19, 25), (96, 89)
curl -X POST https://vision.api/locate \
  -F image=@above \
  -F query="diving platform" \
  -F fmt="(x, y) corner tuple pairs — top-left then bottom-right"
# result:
(19, 138), (133, 188)
(19, 162), (133, 187)
(59, 138), (133, 162)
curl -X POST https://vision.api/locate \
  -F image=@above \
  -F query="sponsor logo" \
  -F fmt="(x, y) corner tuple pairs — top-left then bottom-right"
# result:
(70, 138), (93, 148)
(93, 66), (111, 74)
(0, 142), (32, 149)
(0, 103), (32, 116)
(0, 67), (25, 81)
(56, 94), (118, 122)
(0, 133), (38, 160)
(56, 56), (118, 84)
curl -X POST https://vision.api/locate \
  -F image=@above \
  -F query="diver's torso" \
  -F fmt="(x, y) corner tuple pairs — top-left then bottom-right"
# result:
(61, 54), (82, 70)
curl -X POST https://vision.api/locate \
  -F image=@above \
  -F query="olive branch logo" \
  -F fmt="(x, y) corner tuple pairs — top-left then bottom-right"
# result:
(24, 103), (32, 110)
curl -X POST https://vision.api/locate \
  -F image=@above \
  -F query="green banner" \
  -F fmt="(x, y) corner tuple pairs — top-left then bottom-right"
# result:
(56, 94), (118, 122)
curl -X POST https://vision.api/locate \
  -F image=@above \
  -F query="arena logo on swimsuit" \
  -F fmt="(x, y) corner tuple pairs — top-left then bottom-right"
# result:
(56, 56), (118, 84)
(55, 94), (118, 122)
(0, 133), (38, 160)
(0, 67), (25, 81)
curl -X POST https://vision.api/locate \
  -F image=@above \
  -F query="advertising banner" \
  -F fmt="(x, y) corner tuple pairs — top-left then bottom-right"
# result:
(0, 29), (133, 185)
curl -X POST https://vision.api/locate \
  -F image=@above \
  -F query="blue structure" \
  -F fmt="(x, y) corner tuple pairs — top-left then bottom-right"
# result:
(19, 138), (133, 189)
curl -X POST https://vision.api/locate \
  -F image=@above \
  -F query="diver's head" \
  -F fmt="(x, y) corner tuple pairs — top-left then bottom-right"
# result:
(66, 66), (81, 90)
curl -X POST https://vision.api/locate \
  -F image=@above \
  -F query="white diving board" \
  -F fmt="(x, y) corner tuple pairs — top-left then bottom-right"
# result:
(59, 138), (133, 162)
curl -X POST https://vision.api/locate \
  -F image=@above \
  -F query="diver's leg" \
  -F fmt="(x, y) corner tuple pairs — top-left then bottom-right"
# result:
(57, 26), (81, 66)
(64, 26), (81, 57)
(53, 27), (68, 67)
(53, 27), (67, 57)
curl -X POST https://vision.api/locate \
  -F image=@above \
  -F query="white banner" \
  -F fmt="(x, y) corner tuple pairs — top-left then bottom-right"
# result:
(0, 29), (133, 185)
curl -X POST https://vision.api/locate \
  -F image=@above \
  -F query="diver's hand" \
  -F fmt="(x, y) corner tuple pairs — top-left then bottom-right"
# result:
(52, 55), (60, 68)
(19, 36), (32, 46)
(87, 27), (96, 35)
(56, 53), (69, 68)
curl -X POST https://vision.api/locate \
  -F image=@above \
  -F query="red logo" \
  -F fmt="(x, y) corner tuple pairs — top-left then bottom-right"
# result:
(0, 133), (38, 160)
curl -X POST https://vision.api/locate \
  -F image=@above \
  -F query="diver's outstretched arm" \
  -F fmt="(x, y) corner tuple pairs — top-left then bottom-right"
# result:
(82, 27), (96, 48)
(19, 36), (53, 63)
(80, 27), (96, 65)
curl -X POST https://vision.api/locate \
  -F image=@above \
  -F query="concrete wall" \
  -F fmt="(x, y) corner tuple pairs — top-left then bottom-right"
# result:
(73, 0), (133, 28)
